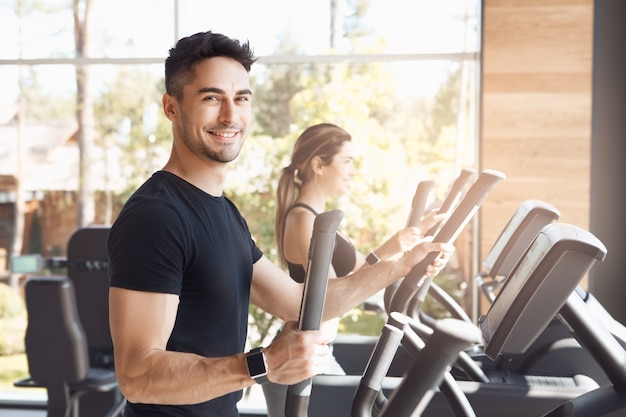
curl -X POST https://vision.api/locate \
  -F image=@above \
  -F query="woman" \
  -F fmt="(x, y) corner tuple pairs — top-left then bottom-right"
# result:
(263, 123), (441, 416)
(275, 123), (438, 277)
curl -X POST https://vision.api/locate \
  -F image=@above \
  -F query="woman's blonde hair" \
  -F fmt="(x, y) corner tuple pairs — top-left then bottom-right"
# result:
(275, 123), (352, 268)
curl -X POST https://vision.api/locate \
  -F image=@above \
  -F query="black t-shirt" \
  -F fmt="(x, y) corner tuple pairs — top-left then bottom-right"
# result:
(108, 171), (263, 417)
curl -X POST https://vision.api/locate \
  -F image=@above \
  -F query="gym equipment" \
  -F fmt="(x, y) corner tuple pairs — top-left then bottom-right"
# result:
(285, 171), (618, 416)
(388, 169), (505, 316)
(15, 276), (125, 417)
(543, 292), (626, 416)
(450, 201), (610, 386)
(349, 169), (504, 417)
(285, 210), (344, 417)
(351, 312), (410, 417)
(481, 200), (561, 288)
(408, 212), (610, 416)
(479, 224), (606, 361)
(379, 318), (482, 417)
(476, 199), (561, 304)
(384, 169), (500, 316)
(12, 228), (124, 417)
(369, 223), (608, 417)
(377, 178), (437, 314)
(424, 199), (561, 326)
(405, 179), (434, 229)
(300, 168), (489, 416)
(351, 311), (481, 417)
(66, 227), (114, 370)
(306, 189), (612, 416)
(67, 227), (125, 416)
(424, 168), (475, 237)
(477, 223), (614, 417)
(304, 169), (504, 417)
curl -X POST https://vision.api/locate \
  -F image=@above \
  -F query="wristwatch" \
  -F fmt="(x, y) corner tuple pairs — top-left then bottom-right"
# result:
(245, 347), (268, 384)
(366, 251), (380, 265)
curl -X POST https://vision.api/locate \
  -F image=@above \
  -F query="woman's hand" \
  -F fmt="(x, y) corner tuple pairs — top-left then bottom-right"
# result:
(419, 208), (450, 237)
(375, 208), (451, 261)
(394, 239), (455, 278)
(375, 227), (422, 260)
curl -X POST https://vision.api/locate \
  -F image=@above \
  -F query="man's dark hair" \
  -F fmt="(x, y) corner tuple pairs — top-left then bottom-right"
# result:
(165, 31), (257, 101)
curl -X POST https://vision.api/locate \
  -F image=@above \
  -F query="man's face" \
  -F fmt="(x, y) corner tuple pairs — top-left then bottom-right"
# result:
(177, 56), (252, 164)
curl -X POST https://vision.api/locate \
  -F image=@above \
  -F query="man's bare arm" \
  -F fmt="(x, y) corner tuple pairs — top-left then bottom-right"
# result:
(110, 286), (328, 405)
(109, 288), (254, 405)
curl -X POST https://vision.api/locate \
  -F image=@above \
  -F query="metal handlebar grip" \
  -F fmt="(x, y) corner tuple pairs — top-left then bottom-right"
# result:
(286, 210), (344, 417)
(406, 180), (435, 228)
(390, 170), (506, 315)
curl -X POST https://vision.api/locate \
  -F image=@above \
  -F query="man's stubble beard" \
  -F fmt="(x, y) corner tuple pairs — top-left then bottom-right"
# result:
(179, 113), (246, 164)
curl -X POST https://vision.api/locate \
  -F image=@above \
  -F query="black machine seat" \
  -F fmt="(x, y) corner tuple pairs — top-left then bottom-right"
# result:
(14, 276), (125, 417)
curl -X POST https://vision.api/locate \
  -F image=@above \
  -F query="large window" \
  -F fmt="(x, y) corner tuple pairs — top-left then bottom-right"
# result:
(0, 0), (480, 397)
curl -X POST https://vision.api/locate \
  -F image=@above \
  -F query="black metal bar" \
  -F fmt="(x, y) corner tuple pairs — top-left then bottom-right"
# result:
(424, 169), (475, 237)
(390, 170), (505, 316)
(285, 210), (344, 417)
(428, 282), (472, 323)
(379, 318), (481, 417)
(559, 293), (626, 394)
(385, 179), (436, 312)
(351, 312), (409, 417)
(406, 180), (435, 228)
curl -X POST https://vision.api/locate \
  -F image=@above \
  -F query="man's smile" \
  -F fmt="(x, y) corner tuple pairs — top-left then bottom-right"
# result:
(210, 130), (240, 140)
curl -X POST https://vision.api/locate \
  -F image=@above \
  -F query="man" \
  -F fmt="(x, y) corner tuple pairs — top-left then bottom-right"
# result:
(108, 31), (452, 417)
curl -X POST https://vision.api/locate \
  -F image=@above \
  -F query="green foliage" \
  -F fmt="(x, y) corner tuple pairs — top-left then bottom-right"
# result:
(94, 67), (170, 202)
(338, 306), (385, 336)
(0, 284), (25, 320)
(247, 304), (281, 348)
(19, 67), (76, 123)
(26, 211), (43, 254)
(0, 354), (34, 391)
(251, 35), (306, 138)
(0, 319), (26, 356)
(0, 284), (26, 356)
(423, 269), (465, 320)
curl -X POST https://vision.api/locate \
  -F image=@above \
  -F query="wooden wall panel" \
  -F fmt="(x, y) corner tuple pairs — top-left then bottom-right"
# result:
(480, 0), (594, 263)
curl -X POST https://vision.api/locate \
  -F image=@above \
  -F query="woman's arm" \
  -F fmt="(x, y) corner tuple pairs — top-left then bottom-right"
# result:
(251, 240), (453, 323)
(364, 209), (449, 267)
(323, 240), (453, 320)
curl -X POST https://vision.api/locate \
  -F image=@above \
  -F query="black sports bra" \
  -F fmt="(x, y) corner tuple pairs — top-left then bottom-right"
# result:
(285, 203), (357, 283)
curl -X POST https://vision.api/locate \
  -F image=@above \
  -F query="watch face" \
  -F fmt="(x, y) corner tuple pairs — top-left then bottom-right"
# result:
(246, 350), (267, 377)
(366, 252), (379, 265)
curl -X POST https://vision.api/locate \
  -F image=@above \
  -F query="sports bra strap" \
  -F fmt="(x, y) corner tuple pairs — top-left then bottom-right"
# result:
(290, 202), (318, 215)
